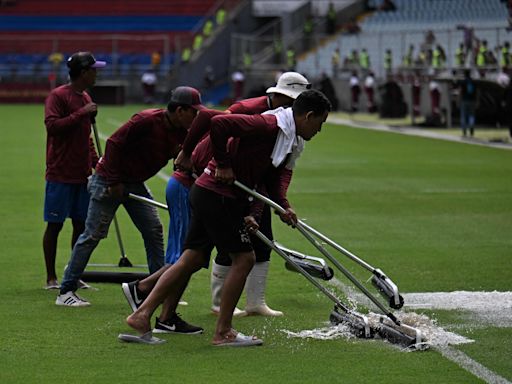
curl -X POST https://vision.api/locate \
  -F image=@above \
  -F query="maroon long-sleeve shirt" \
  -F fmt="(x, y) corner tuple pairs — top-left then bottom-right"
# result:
(96, 109), (186, 184)
(44, 84), (99, 183)
(227, 95), (270, 114)
(195, 113), (292, 211)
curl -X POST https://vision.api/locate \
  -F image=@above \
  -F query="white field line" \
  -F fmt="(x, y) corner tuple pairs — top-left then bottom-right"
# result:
(100, 119), (510, 383)
(327, 277), (512, 383)
(328, 116), (512, 151)
(437, 346), (511, 384)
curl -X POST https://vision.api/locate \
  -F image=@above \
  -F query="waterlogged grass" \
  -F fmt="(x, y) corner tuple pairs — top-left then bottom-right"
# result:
(0, 104), (511, 383)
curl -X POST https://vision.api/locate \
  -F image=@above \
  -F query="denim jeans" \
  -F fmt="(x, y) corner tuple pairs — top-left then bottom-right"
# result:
(60, 174), (164, 293)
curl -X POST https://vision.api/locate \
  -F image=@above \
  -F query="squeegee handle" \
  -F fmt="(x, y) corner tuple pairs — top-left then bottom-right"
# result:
(254, 230), (351, 312)
(128, 193), (169, 210)
(91, 121), (103, 158)
(233, 180), (286, 214)
(234, 181), (375, 272)
(234, 180), (401, 325)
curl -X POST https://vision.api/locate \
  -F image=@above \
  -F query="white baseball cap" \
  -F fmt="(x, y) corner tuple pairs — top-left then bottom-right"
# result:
(266, 72), (311, 99)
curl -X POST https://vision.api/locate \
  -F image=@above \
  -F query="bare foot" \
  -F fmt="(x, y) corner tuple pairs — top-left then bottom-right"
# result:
(212, 328), (237, 345)
(126, 312), (151, 335)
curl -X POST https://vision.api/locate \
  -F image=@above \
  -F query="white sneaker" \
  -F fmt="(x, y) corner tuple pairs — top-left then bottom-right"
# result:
(211, 305), (246, 317)
(56, 291), (90, 307)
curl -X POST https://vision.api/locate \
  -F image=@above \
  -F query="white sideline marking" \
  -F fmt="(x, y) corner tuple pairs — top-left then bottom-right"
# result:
(328, 116), (512, 151)
(326, 277), (512, 383)
(437, 346), (511, 384)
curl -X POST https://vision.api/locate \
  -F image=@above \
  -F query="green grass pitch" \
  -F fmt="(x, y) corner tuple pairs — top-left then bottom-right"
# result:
(0, 104), (510, 383)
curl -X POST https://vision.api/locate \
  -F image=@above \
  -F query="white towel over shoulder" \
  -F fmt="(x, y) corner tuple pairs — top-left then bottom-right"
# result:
(263, 107), (305, 169)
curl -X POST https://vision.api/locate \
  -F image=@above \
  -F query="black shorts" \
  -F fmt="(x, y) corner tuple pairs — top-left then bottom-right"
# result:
(215, 203), (273, 266)
(183, 185), (253, 266)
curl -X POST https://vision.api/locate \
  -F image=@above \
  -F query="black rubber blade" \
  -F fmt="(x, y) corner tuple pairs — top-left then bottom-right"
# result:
(329, 307), (374, 339)
(377, 323), (417, 347)
(81, 271), (149, 283)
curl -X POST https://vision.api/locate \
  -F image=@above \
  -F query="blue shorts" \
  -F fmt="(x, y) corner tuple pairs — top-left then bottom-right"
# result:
(165, 177), (191, 264)
(44, 181), (90, 223)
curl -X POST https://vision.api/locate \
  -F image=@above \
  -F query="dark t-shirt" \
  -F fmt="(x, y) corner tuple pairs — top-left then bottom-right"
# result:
(459, 77), (477, 102)
(44, 84), (99, 183)
(96, 109), (186, 184)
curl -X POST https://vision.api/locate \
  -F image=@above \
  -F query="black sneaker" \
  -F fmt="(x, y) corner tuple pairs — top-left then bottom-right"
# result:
(121, 280), (146, 313)
(153, 313), (204, 334)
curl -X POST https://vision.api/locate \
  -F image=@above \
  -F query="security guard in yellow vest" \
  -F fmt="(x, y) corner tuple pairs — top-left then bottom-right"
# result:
(500, 42), (510, 67)
(455, 43), (465, 67)
(384, 49), (392, 73)
(476, 40), (488, 67)
(359, 48), (370, 70)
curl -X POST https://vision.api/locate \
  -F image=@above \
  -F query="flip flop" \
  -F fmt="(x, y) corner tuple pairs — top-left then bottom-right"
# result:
(118, 331), (166, 345)
(213, 332), (263, 347)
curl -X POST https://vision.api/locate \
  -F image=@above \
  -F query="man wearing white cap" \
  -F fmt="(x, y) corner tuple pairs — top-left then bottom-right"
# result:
(210, 71), (312, 317)
(122, 73), (312, 325)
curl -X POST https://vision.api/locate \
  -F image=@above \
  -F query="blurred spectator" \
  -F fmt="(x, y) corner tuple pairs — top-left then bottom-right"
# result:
(429, 79), (441, 119)
(345, 49), (359, 71)
(500, 42), (511, 67)
(384, 49), (392, 74)
(286, 47), (296, 70)
(216, 5), (226, 26)
(379, 79), (407, 118)
(349, 71), (360, 112)
(476, 40), (488, 77)
(455, 43), (466, 67)
(48, 52), (64, 87)
(303, 14), (314, 50)
(379, 0), (396, 12)
(231, 70), (245, 100)
(331, 48), (340, 78)
(359, 48), (370, 72)
(141, 69), (157, 104)
(364, 72), (377, 112)
(432, 45), (446, 71)
(318, 73), (339, 110)
(457, 69), (478, 136)
(193, 34), (203, 51)
(326, 2), (337, 34)
(412, 71), (422, 117)
(202, 18), (213, 38)
(151, 51), (161, 71)
(402, 45), (414, 68)
(181, 47), (191, 64)
(464, 27), (475, 52)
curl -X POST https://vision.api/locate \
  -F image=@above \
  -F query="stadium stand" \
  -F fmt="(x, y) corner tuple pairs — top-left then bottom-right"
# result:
(0, 1), (220, 79)
(297, 0), (509, 79)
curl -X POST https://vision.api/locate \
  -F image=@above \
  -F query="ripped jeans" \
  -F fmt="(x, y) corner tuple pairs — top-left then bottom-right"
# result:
(59, 174), (164, 293)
